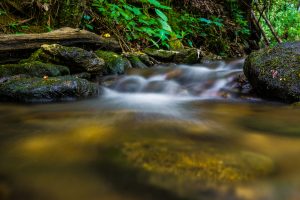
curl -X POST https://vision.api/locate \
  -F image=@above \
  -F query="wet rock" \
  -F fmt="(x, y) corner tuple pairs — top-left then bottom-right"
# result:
(113, 75), (146, 92)
(26, 44), (105, 74)
(72, 72), (92, 80)
(244, 41), (300, 102)
(127, 56), (148, 69)
(121, 141), (274, 183)
(142, 80), (184, 95)
(0, 76), (99, 102)
(144, 48), (202, 64)
(143, 48), (177, 62)
(174, 48), (202, 64)
(223, 74), (258, 100)
(0, 74), (31, 84)
(101, 136), (274, 200)
(123, 52), (156, 66)
(0, 61), (70, 78)
(95, 50), (131, 75)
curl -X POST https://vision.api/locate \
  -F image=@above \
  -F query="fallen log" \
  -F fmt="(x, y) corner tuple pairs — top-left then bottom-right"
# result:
(0, 27), (122, 64)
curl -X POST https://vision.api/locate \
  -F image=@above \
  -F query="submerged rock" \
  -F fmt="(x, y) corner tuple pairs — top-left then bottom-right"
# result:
(144, 48), (201, 64)
(95, 50), (131, 75)
(99, 132), (274, 200)
(26, 44), (105, 74)
(0, 61), (70, 78)
(244, 41), (300, 102)
(121, 141), (274, 183)
(0, 76), (99, 102)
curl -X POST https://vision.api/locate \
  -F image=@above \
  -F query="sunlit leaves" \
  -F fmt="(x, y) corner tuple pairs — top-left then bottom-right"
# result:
(155, 9), (168, 21)
(93, 0), (172, 48)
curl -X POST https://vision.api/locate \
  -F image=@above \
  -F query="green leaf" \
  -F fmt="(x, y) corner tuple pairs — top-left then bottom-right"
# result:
(132, 7), (142, 16)
(199, 18), (211, 24)
(147, 0), (171, 9)
(85, 24), (94, 30)
(187, 40), (193, 47)
(158, 19), (172, 32)
(150, 39), (160, 48)
(155, 9), (168, 21)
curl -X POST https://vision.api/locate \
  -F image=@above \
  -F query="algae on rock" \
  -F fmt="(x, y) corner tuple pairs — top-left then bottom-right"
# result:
(0, 76), (99, 103)
(95, 50), (132, 75)
(244, 41), (300, 102)
(0, 61), (70, 78)
(144, 48), (201, 64)
(24, 44), (105, 74)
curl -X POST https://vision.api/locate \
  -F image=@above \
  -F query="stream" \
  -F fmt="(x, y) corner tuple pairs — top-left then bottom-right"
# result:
(1, 59), (300, 200)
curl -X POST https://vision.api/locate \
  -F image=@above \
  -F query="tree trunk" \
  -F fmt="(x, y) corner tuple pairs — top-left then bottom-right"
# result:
(0, 27), (121, 64)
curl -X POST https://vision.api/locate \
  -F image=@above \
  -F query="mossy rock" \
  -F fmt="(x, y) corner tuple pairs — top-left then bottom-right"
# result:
(144, 48), (201, 64)
(100, 138), (274, 200)
(121, 140), (274, 183)
(243, 41), (300, 102)
(72, 72), (92, 80)
(27, 44), (105, 74)
(0, 76), (99, 103)
(95, 50), (131, 75)
(174, 48), (201, 64)
(127, 56), (148, 69)
(0, 61), (70, 78)
(123, 52), (155, 66)
(20, 49), (55, 63)
(143, 48), (177, 62)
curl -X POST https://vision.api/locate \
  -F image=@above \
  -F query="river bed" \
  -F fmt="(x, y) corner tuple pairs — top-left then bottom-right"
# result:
(0, 60), (300, 200)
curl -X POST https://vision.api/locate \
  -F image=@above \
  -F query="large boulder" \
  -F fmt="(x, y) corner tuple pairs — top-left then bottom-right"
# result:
(0, 76), (99, 103)
(0, 61), (70, 78)
(26, 44), (105, 74)
(244, 42), (300, 102)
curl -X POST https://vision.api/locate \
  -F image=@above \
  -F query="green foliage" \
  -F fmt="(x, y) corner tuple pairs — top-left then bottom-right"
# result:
(227, 0), (250, 38)
(92, 0), (173, 48)
(0, 9), (6, 16)
(92, 0), (224, 49)
(257, 0), (300, 44)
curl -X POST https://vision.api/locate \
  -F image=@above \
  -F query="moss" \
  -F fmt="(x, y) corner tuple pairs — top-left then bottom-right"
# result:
(0, 76), (98, 102)
(243, 41), (300, 102)
(144, 48), (177, 62)
(174, 48), (201, 64)
(127, 56), (148, 69)
(95, 50), (131, 75)
(120, 140), (274, 183)
(56, 0), (86, 28)
(39, 44), (105, 74)
(169, 33), (184, 51)
(0, 61), (70, 78)
(144, 48), (201, 64)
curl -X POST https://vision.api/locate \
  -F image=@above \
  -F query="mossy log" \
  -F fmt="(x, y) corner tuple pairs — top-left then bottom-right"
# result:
(0, 27), (121, 64)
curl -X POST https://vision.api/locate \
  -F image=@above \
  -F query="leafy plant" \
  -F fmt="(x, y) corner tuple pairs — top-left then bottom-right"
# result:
(0, 9), (6, 16)
(257, 0), (300, 45)
(227, 0), (250, 38)
(92, 0), (225, 49)
(92, 0), (173, 49)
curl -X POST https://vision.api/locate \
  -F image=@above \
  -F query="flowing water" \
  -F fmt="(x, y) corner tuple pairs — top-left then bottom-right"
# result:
(1, 59), (300, 200)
